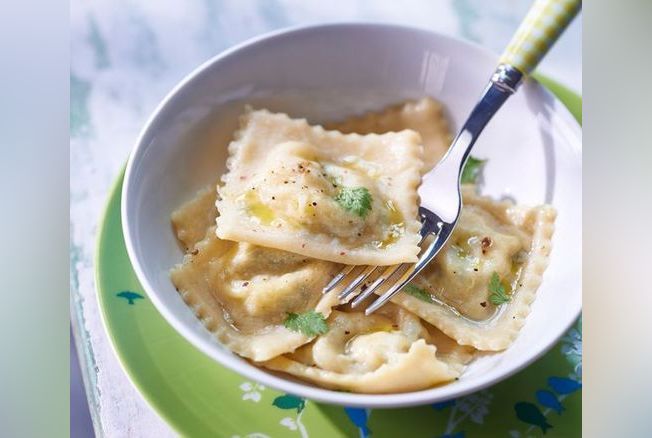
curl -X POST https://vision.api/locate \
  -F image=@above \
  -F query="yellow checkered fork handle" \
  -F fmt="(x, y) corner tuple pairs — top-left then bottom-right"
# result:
(500, 0), (581, 75)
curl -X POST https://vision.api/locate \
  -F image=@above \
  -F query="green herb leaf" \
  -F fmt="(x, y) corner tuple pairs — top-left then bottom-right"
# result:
(404, 284), (434, 303)
(488, 272), (510, 305)
(461, 156), (487, 184)
(283, 310), (329, 337)
(334, 186), (373, 218)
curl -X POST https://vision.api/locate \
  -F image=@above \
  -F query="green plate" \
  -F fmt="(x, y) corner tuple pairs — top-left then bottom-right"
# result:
(97, 78), (581, 437)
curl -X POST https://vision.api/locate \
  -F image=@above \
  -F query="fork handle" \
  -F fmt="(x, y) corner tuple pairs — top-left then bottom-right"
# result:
(421, 0), (579, 224)
(500, 0), (581, 76)
(367, 0), (580, 315)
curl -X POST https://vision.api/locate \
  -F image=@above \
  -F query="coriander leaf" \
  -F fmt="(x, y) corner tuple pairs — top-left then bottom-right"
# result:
(283, 310), (328, 336)
(461, 156), (487, 184)
(488, 272), (511, 305)
(334, 186), (373, 218)
(403, 284), (434, 303)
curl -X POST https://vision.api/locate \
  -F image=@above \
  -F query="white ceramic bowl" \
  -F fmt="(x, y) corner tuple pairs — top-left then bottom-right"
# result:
(122, 23), (581, 408)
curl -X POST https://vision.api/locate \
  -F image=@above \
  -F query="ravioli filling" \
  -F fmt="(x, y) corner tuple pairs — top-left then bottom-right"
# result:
(407, 204), (531, 321)
(215, 109), (424, 266)
(388, 187), (556, 351)
(171, 195), (341, 362)
(234, 141), (406, 250)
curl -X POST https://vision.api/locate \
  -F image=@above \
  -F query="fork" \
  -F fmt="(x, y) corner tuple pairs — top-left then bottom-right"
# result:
(323, 0), (581, 314)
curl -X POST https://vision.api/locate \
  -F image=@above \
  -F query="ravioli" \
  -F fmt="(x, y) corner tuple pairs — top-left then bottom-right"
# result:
(169, 99), (558, 393)
(327, 97), (452, 173)
(170, 192), (341, 362)
(215, 109), (425, 266)
(171, 184), (218, 250)
(261, 304), (474, 393)
(390, 186), (556, 351)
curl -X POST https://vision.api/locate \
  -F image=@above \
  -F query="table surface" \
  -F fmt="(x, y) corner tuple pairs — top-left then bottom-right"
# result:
(70, 1), (581, 435)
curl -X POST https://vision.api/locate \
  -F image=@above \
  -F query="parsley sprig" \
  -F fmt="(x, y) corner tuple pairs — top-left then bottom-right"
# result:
(488, 272), (511, 305)
(283, 310), (329, 336)
(334, 186), (373, 218)
(403, 284), (434, 303)
(461, 156), (487, 184)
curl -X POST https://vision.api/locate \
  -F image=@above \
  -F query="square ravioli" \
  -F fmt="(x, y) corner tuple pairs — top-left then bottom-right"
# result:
(390, 186), (556, 351)
(170, 187), (342, 362)
(262, 303), (474, 393)
(327, 97), (452, 173)
(215, 109), (425, 265)
(171, 229), (342, 361)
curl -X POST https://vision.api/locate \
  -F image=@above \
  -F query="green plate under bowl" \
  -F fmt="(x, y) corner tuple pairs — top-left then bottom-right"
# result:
(96, 77), (581, 437)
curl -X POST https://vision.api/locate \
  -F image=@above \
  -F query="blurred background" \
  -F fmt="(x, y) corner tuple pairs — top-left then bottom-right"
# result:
(70, 1), (581, 436)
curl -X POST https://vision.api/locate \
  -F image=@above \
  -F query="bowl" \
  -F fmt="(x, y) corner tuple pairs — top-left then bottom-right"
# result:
(122, 23), (581, 408)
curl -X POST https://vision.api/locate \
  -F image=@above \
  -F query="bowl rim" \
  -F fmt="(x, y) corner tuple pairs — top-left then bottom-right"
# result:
(121, 21), (582, 408)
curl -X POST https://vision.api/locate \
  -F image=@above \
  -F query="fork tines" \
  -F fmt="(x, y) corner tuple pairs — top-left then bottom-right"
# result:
(322, 208), (448, 314)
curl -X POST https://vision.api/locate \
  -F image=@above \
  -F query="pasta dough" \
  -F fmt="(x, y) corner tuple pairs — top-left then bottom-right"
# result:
(261, 304), (474, 393)
(171, 184), (218, 250)
(327, 97), (451, 173)
(390, 186), (556, 350)
(170, 191), (341, 362)
(215, 109), (425, 266)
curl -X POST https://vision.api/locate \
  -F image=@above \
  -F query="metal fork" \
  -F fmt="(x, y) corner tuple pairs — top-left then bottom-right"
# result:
(323, 0), (581, 314)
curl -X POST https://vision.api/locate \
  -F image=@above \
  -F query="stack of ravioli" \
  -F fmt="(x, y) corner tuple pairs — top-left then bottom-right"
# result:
(170, 98), (556, 394)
